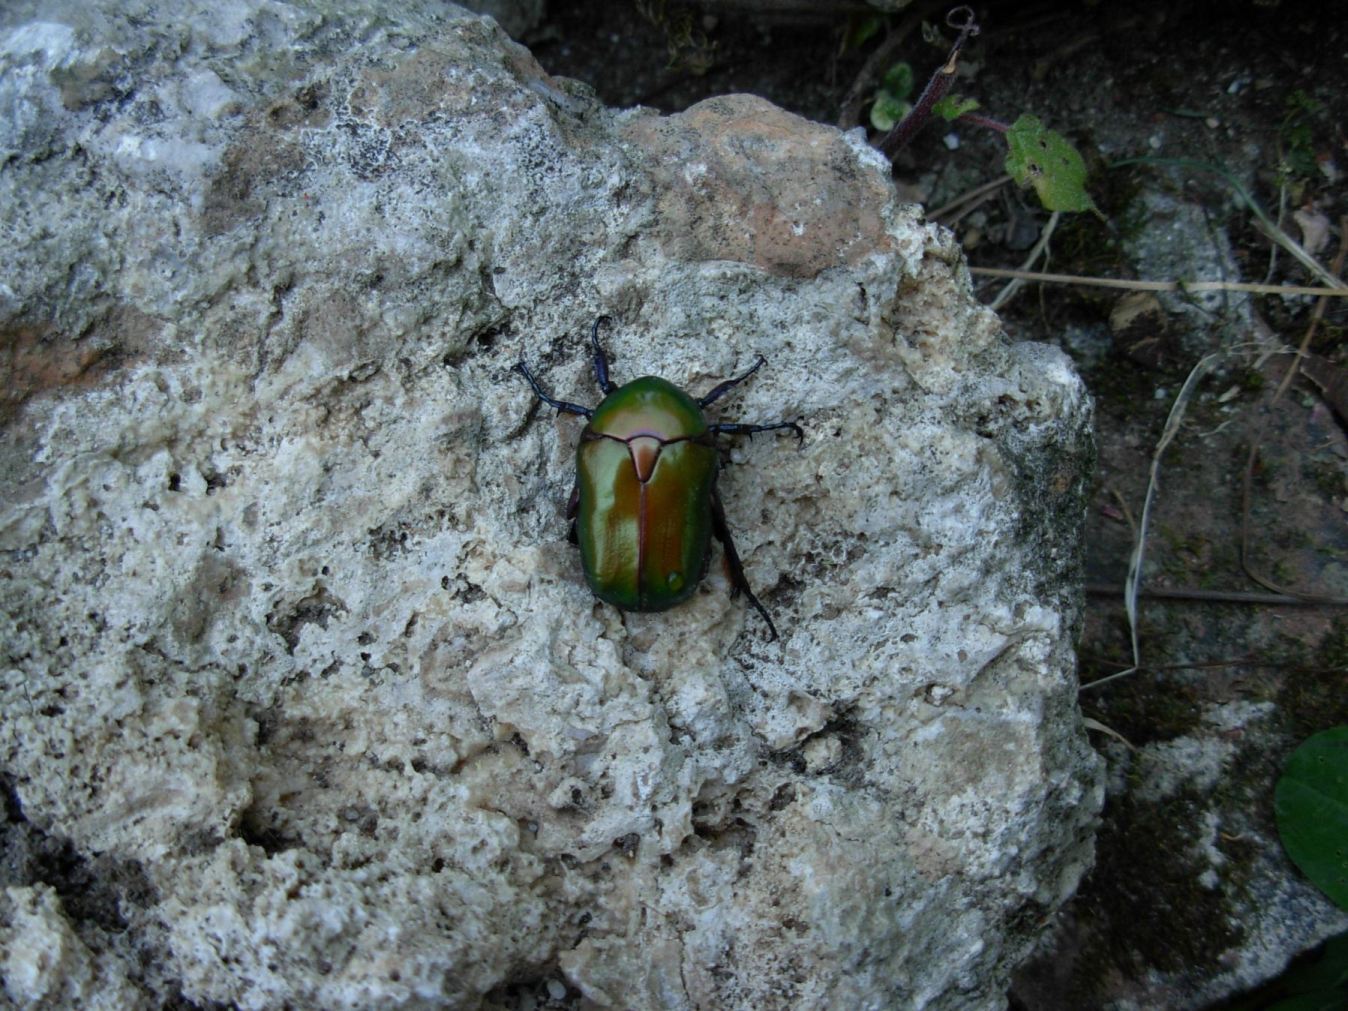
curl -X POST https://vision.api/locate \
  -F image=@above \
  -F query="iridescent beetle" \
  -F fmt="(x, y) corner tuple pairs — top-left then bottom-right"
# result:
(514, 318), (803, 639)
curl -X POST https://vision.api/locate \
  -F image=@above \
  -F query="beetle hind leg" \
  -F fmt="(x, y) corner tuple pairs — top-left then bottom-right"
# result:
(708, 419), (804, 443)
(710, 490), (780, 641)
(566, 483), (579, 544)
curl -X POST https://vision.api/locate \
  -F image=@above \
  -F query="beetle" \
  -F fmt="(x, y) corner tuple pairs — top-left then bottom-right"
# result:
(513, 318), (803, 640)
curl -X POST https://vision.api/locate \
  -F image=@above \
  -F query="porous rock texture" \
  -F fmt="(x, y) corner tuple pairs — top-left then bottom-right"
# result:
(0, 2), (1103, 1008)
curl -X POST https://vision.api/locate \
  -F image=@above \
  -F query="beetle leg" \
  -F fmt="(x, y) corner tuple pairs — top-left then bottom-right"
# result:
(710, 489), (780, 641)
(698, 355), (766, 408)
(513, 361), (593, 417)
(589, 316), (616, 395)
(566, 483), (579, 544)
(707, 419), (805, 444)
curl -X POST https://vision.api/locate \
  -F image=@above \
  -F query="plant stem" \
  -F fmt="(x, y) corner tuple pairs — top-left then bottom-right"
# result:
(877, 6), (980, 157)
(957, 112), (1010, 133)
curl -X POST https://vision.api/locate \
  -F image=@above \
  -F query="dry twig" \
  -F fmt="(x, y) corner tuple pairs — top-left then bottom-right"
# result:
(989, 212), (1060, 312)
(968, 267), (1348, 298)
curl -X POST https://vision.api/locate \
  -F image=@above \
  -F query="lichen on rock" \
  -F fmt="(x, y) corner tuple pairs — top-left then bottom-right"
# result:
(1, 1), (1102, 1008)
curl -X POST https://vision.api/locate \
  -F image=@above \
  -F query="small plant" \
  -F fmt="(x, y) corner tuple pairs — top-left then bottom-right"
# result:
(1279, 89), (1325, 181)
(868, 7), (1099, 216)
(1003, 115), (1098, 214)
(1262, 724), (1348, 1010)
(635, 0), (716, 75)
(869, 62), (914, 132)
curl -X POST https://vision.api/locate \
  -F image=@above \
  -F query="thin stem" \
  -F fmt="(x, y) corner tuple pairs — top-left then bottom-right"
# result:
(957, 112), (1010, 133)
(929, 174), (1011, 222)
(968, 267), (1348, 298)
(877, 6), (980, 157)
(990, 211), (1060, 311)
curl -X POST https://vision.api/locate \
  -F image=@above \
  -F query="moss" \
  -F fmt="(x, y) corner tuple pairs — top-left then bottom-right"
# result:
(1276, 618), (1348, 739)
(1237, 367), (1266, 394)
(1084, 671), (1205, 744)
(1307, 458), (1347, 501)
(1073, 787), (1247, 990)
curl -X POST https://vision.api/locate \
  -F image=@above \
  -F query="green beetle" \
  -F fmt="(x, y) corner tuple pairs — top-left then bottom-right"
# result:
(514, 318), (803, 639)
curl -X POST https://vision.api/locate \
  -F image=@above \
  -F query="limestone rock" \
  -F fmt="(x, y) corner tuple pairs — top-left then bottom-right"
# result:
(0, 1), (1102, 1007)
(0, 886), (145, 1010)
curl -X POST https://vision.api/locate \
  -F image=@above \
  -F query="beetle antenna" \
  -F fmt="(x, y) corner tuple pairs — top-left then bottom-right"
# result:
(513, 361), (594, 417)
(590, 316), (616, 395)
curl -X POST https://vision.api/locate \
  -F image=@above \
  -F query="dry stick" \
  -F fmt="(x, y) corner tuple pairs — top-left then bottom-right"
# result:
(1083, 654), (1348, 692)
(1272, 222), (1347, 401)
(1081, 223), (1348, 690)
(1088, 656), (1254, 674)
(1238, 216), (1348, 605)
(968, 267), (1348, 298)
(989, 211), (1060, 312)
(1081, 655), (1256, 691)
(1082, 716), (1134, 749)
(929, 174), (1011, 222)
(1108, 352), (1227, 690)
(1085, 584), (1341, 607)
(1113, 157), (1348, 291)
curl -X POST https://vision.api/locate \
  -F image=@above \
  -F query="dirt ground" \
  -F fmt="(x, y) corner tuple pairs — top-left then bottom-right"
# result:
(526, 1), (1348, 1007)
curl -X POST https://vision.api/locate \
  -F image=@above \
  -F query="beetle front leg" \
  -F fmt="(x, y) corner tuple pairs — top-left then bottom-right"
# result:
(513, 361), (594, 418)
(710, 489), (780, 641)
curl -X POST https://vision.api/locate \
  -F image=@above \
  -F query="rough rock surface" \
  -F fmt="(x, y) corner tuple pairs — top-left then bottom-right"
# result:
(1016, 707), (1348, 1011)
(0, 2), (1103, 1008)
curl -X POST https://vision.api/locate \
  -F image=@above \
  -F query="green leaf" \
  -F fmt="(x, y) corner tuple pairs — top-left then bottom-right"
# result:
(1277, 727), (1348, 911)
(1283, 932), (1348, 997)
(881, 62), (914, 102)
(870, 92), (911, 133)
(1003, 114), (1099, 214)
(844, 15), (883, 53)
(933, 95), (980, 121)
(1266, 992), (1348, 1011)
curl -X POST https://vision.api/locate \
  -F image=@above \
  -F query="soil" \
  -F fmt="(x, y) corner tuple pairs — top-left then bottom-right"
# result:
(525, 1), (1348, 1007)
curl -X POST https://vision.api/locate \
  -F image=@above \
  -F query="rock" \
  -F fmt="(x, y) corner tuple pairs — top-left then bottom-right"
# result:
(0, 886), (144, 1009)
(1118, 191), (1255, 360)
(455, 0), (545, 40)
(1108, 290), (1172, 371)
(620, 94), (896, 277)
(1013, 703), (1348, 1010)
(0, 1), (1102, 1008)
